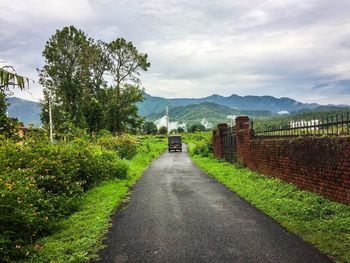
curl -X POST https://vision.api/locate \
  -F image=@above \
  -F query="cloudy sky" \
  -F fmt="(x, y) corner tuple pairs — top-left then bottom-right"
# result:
(0, 0), (350, 104)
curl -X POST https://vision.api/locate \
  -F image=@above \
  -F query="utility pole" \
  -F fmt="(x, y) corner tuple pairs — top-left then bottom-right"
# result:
(48, 95), (53, 143)
(166, 106), (169, 134)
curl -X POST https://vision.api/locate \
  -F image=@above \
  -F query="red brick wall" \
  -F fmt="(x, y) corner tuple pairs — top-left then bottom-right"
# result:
(213, 123), (228, 159)
(213, 117), (350, 204)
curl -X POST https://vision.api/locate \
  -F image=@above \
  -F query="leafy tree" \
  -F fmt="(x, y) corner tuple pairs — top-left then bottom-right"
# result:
(39, 26), (98, 129)
(39, 27), (149, 135)
(142, 121), (158, 134)
(189, 123), (206, 132)
(0, 66), (29, 138)
(169, 129), (177, 134)
(158, 126), (168, 135)
(177, 127), (185, 133)
(106, 38), (150, 134)
(0, 93), (19, 138)
(105, 84), (144, 134)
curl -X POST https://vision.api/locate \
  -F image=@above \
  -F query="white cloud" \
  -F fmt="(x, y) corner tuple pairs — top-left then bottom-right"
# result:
(1, 0), (350, 104)
(0, 0), (95, 23)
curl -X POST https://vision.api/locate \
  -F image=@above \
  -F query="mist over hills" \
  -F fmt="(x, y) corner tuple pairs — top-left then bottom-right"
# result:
(147, 102), (272, 128)
(6, 93), (347, 127)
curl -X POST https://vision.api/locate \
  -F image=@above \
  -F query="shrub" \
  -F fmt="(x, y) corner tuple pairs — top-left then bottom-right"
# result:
(184, 132), (213, 157)
(96, 134), (138, 159)
(141, 121), (158, 135)
(188, 123), (206, 133)
(158, 126), (168, 135)
(0, 169), (49, 261)
(0, 137), (128, 262)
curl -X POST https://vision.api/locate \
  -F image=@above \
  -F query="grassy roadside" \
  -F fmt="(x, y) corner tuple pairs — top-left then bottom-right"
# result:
(29, 136), (166, 263)
(185, 138), (350, 263)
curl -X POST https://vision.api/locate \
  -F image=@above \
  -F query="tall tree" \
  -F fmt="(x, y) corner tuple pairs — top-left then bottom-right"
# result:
(106, 38), (150, 134)
(38, 26), (106, 130)
(142, 121), (158, 134)
(39, 27), (150, 135)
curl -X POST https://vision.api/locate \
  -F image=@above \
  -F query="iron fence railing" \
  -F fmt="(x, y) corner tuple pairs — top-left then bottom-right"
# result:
(254, 112), (350, 137)
(222, 126), (236, 163)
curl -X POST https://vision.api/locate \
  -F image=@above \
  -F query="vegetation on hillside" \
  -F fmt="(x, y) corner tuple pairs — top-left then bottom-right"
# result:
(138, 93), (323, 117)
(147, 102), (272, 128)
(141, 121), (158, 134)
(253, 107), (350, 132)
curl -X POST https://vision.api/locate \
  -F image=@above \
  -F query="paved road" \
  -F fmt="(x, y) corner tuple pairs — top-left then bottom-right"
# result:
(97, 145), (332, 263)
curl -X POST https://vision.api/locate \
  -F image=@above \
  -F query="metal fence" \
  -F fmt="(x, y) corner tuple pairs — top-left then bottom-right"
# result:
(222, 126), (236, 162)
(254, 112), (350, 137)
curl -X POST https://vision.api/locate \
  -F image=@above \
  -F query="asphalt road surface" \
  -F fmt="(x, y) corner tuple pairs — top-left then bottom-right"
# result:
(97, 145), (332, 263)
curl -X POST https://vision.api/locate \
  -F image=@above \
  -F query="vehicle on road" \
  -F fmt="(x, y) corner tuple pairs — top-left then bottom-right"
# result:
(168, 135), (182, 152)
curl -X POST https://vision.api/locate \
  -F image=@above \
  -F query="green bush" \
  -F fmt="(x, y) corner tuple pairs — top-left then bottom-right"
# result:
(0, 137), (128, 262)
(184, 132), (213, 157)
(96, 134), (138, 159)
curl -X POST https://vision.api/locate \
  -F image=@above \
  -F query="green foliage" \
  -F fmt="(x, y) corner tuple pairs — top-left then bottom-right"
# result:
(0, 66), (29, 139)
(0, 104), (19, 139)
(96, 134), (138, 160)
(0, 66), (29, 91)
(184, 131), (212, 157)
(39, 26), (149, 135)
(188, 123), (206, 132)
(146, 102), (272, 128)
(28, 136), (166, 263)
(0, 136), (128, 262)
(141, 121), (158, 134)
(158, 126), (168, 134)
(186, 136), (350, 262)
(177, 126), (185, 133)
(253, 107), (350, 132)
(107, 38), (150, 88)
(39, 26), (94, 128)
(105, 84), (144, 134)
(169, 129), (177, 134)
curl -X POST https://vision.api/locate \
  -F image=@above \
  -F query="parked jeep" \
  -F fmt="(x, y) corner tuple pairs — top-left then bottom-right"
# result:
(168, 135), (182, 152)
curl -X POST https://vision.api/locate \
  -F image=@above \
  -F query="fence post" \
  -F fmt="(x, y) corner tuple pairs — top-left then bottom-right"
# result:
(213, 130), (219, 158)
(235, 116), (252, 164)
(213, 123), (228, 159)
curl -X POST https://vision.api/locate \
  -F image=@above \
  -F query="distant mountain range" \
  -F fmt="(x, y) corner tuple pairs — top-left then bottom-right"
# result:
(138, 93), (321, 116)
(6, 93), (348, 127)
(147, 102), (272, 128)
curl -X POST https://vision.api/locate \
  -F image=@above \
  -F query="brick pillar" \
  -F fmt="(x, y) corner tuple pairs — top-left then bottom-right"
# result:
(235, 116), (252, 164)
(213, 123), (228, 159)
(235, 116), (250, 130)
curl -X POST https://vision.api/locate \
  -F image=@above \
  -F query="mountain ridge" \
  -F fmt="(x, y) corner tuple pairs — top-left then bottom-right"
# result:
(147, 102), (273, 128)
(6, 93), (348, 127)
(6, 97), (42, 126)
(138, 92), (322, 116)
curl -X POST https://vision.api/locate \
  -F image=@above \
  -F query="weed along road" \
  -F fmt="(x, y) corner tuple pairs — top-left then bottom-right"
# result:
(97, 145), (331, 263)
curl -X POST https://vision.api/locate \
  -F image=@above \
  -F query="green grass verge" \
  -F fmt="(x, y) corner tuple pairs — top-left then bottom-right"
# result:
(29, 136), (166, 263)
(189, 152), (350, 263)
